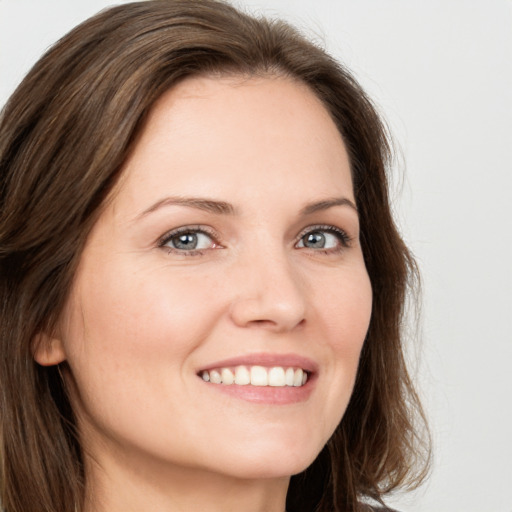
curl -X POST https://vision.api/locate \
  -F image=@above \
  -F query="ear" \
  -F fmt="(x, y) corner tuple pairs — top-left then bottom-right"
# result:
(32, 332), (67, 366)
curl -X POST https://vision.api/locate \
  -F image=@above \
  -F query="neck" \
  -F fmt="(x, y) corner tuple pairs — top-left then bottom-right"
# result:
(83, 448), (289, 512)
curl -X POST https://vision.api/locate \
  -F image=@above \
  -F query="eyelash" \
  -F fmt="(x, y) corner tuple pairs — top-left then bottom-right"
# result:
(158, 225), (219, 256)
(296, 224), (353, 254)
(158, 224), (353, 256)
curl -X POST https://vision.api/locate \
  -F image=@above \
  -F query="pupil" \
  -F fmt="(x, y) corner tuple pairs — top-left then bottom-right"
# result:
(175, 233), (197, 249)
(305, 232), (325, 248)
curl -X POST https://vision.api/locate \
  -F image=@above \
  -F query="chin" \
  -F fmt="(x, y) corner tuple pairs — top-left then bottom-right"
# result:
(206, 436), (325, 480)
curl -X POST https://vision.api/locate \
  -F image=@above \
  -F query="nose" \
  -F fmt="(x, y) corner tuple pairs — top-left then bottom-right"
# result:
(228, 250), (307, 333)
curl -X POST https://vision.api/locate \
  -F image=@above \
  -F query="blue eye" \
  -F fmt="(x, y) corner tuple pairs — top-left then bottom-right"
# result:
(160, 228), (216, 253)
(296, 226), (350, 251)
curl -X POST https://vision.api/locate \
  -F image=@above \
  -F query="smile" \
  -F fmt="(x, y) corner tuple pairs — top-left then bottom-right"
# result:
(200, 365), (309, 387)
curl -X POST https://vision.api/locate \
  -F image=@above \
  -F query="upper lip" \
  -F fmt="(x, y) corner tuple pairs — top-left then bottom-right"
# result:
(198, 353), (318, 374)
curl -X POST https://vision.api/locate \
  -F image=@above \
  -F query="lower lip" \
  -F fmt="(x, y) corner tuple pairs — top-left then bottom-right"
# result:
(200, 375), (316, 405)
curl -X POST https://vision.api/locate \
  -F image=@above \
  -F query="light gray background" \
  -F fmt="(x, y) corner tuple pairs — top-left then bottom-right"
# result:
(1, 1), (511, 511)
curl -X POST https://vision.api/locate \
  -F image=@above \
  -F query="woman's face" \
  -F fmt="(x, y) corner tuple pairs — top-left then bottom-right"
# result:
(48, 76), (372, 481)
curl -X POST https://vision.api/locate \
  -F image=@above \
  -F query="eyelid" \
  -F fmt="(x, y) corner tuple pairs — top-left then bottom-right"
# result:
(157, 225), (221, 252)
(156, 223), (353, 255)
(295, 224), (353, 249)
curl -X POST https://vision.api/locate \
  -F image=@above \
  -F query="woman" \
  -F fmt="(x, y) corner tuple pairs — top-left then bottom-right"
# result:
(0, 1), (430, 511)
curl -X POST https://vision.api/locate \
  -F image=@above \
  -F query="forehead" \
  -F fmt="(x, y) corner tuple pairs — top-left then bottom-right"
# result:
(113, 74), (353, 213)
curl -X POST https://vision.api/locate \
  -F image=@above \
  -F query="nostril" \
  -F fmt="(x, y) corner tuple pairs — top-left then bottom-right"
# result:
(229, 295), (306, 332)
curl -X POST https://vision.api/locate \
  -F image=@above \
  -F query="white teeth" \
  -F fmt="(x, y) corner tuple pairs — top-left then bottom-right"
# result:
(221, 368), (234, 385)
(250, 365), (268, 386)
(293, 368), (303, 387)
(268, 367), (285, 387)
(201, 365), (309, 387)
(210, 369), (222, 384)
(234, 365), (250, 385)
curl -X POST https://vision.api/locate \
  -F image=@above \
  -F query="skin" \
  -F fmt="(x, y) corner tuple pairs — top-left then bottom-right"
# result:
(35, 75), (373, 512)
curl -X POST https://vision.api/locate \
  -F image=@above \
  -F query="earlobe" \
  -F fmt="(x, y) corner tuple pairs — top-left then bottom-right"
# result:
(32, 332), (67, 366)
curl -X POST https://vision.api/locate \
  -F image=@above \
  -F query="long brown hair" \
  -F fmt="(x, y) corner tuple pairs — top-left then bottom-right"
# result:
(0, 1), (430, 511)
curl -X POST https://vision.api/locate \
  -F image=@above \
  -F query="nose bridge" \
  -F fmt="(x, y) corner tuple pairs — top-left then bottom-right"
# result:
(228, 235), (307, 331)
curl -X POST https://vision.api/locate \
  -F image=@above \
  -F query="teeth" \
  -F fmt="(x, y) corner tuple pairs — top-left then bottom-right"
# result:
(234, 366), (250, 385)
(268, 367), (285, 387)
(221, 368), (234, 385)
(250, 366), (268, 386)
(210, 369), (222, 384)
(293, 368), (304, 387)
(200, 365), (309, 387)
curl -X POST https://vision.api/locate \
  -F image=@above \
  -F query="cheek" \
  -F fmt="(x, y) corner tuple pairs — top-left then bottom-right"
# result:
(66, 260), (218, 355)
(59, 260), (224, 414)
(314, 267), (372, 414)
(58, 261), (227, 448)
(320, 266), (372, 350)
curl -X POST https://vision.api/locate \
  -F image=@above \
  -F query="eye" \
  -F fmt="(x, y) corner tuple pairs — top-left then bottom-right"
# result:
(159, 227), (218, 254)
(296, 226), (351, 252)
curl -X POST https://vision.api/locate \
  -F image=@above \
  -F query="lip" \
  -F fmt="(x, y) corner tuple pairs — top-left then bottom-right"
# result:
(197, 352), (318, 374)
(197, 352), (318, 405)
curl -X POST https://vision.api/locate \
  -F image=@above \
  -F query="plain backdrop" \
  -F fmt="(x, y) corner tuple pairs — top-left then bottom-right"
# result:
(1, 1), (511, 511)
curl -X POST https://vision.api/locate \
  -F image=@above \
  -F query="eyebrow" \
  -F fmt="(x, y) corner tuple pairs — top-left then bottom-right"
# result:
(135, 195), (357, 221)
(135, 196), (236, 220)
(300, 197), (358, 215)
